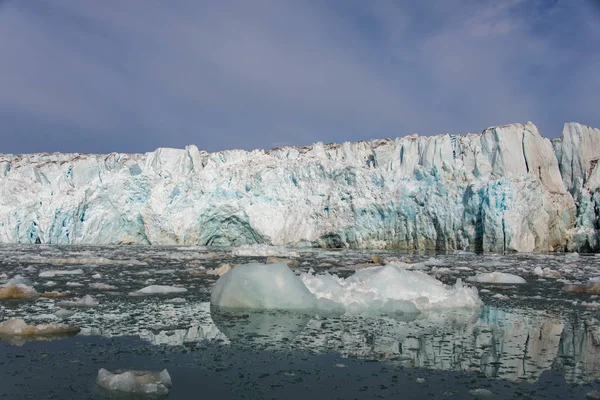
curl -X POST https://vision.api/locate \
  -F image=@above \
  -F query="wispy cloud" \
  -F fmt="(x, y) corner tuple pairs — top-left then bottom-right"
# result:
(0, 0), (597, 153)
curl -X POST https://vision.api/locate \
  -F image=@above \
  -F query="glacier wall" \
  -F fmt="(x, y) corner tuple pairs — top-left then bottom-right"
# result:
(0, 122), (599, 252)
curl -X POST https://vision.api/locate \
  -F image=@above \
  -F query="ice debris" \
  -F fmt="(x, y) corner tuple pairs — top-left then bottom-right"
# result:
(533, 267), (562, 279)
(211, 262), (481, 313)
(89, 282), (117, 290)
(467, 272), (526, 284)
(39, 269), (84, 278)
(97, 368), (172, 396)
(469, 388), (494, 398)
(232, 245), (300, 258)
(0, 318), (80, 338)
(0, 284), (38, 300)
(57, 295), (99, 308)
(132, 285), (187, 295)
(206, 264), (232, 276)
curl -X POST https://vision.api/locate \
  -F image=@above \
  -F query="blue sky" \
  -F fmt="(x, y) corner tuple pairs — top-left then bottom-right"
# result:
(0, 0), (598, 154)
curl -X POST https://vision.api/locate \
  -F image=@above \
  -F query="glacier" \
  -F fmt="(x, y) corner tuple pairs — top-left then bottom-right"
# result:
(0, 121), (599, 252)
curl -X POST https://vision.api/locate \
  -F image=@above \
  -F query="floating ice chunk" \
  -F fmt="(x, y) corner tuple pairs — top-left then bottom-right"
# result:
(57, 295), (99, 308)
(165, 297), (186, 304)
(132, 285), (188, 295)
(533, 267), (562, 279)
(467, 272), (526, 284)
(89, 283), (117, 290)
(206, 264), (232, 276)
(211, 263), (317, 310)
(97, 368), (172, 395)
(211, 263), (481, 313)
(154, 269), (176, 275)
(44, 281), (57, 287)
(92, 273), (102, 279)
(232, 244), (300, 258)
(469, 388), (494, 398)
(564, 283), (600, 295)
(0, 284), (39, 300)
(39, 269), (84, 278)
(0, 318), (80, 337)
(27, 257), (142, 265)
(565, 252), (580, 261)
(55, 309), (75, 319)
(66, 282), (83, 287)
(302, 265), (481, 312)
(5, 275), (33, 286)
(266, 256), (300, 268)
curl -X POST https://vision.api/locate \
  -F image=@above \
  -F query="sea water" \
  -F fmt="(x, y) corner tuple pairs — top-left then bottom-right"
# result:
(1, 244), (599, 399)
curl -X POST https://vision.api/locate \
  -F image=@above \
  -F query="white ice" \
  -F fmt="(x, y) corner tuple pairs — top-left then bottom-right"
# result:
(211, 262), (481, 313)
(132, 285), (188, 295)
(39, 269), (84, 278)
(96, 368), (172, 395)
(467, 272), (526, 284)
(57, 295), (99, 308)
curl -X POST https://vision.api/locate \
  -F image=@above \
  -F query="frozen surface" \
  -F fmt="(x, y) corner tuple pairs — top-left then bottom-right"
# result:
(0, 122), (598, 252)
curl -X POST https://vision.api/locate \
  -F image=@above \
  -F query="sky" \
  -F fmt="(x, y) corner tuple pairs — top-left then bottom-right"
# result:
(0, 0), (598, 154)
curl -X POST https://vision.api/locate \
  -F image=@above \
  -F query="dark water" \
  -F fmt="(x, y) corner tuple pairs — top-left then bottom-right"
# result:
(1, 245), (600, 398)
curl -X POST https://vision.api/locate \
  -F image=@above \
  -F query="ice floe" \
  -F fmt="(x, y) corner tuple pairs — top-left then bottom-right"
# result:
(132, 285), (188, 295)
(97, 368), (172, 396)
(39, 269), (84, 278)
(0, 284), (38, 300)
(0, 318), (79, 338)
(57, 295), (99, 308)
(467, 272), (526, 284)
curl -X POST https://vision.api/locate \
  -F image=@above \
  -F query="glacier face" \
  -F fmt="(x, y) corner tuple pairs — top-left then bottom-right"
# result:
(0, 122), (598, 252)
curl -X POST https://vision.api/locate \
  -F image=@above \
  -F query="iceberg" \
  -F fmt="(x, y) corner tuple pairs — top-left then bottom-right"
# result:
(211, 263), (317, 310)
(0, 122), (598, 252)
(210, 262), (481, 313)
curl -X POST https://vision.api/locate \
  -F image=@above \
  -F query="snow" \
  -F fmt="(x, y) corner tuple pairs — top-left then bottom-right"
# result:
(0, 122), (597, 252)
(132, 285), (188, 295)
(96, 368), (172, 395)
(467, 272), (526, 284)
(211, 262), (481, 313)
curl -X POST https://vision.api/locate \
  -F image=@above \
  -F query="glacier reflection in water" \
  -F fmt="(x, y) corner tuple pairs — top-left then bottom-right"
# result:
(207, 305), (599, 384)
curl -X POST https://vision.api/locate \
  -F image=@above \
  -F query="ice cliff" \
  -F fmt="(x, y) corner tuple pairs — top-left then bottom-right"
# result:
(0, 122), (599, 252)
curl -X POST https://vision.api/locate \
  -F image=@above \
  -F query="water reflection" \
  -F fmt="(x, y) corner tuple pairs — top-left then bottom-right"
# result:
(204, 304), (600, 384)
